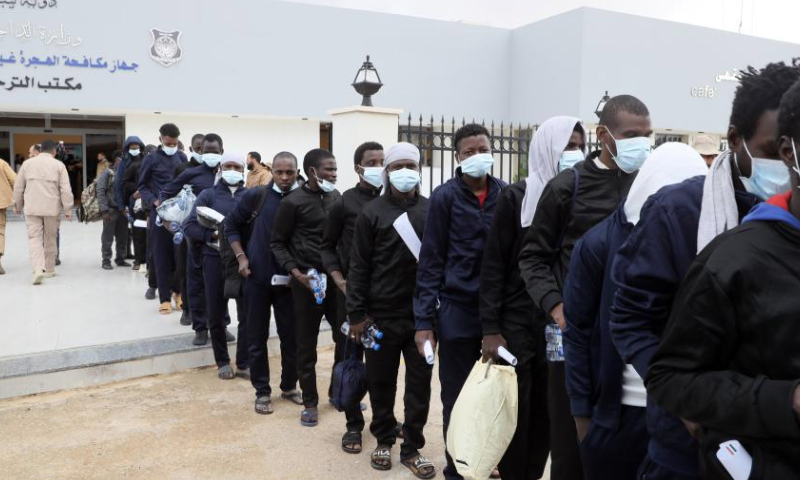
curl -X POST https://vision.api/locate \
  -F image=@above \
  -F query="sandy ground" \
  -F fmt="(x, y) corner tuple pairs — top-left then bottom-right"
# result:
(1, 346), (453, 480)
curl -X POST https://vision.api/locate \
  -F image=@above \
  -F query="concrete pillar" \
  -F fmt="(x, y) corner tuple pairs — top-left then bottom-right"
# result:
(328, 106), (403, 191)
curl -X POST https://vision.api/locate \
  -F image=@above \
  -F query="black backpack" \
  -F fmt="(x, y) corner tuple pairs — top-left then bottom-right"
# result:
(221, 186), (270, 298)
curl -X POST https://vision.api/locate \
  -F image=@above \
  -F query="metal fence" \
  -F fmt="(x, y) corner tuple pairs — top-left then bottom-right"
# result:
(399, 114), (535, 196)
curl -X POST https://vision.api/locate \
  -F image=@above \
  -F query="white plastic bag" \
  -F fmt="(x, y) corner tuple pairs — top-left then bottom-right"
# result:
(447, 360), (518, 480)
(156, 185), (196, 223)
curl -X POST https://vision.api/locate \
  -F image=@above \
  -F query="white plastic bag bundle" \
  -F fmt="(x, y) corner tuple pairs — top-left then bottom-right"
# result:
(447, 360), (518, 480)
(156, 185), (196, 224)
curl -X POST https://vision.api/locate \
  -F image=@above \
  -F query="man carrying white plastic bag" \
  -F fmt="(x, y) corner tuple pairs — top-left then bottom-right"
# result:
(446, 358), (519, 480)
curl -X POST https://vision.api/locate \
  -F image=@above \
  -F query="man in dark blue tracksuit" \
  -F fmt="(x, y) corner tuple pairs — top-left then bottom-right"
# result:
(161, 134), (222, 344)
(225, 152), (301, 414)
(137, 123), (187, 314)
(184, 152), (248, 378)
(414, 124), (505, 480)
(610, 60), (795, 480)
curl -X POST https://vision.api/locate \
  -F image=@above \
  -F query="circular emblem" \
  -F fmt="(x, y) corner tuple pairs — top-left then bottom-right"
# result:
(154, 37), (178, 59)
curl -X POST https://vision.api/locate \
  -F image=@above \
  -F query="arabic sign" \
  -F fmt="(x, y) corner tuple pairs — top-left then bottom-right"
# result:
(150, 29), (182, 67)
(0, 20), (81, 47)
(1, 75), (80, 91)
(0, 0), (57, 9)
(0, 51), (139, 72)
(715, 69), (741, 83)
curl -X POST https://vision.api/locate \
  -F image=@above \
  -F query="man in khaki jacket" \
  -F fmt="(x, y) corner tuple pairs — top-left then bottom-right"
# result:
(0, 157), (16, 274)
(245, 151), (273, 188)
(12, 140), (74, 284)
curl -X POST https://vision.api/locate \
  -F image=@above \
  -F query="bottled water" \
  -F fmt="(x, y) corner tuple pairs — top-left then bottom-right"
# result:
(365, 324), (384, 340)
(307, 268), (326, 305)
(155, 216), (163, 227)
(172, 231), (184, 245)
(545, 324), (565, 362)
(340, 321), (381, 351)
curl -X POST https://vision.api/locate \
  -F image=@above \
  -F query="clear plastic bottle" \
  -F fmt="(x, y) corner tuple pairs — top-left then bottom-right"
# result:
(172, 230), (184, 245)
(307, 268), (325, 305)
(340, 322), (381, 351)
(545, 324), (565, 362)
(365, 324), (384, 340)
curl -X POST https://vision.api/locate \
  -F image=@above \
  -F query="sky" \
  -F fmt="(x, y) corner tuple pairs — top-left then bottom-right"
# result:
(280, 0), (800, 44)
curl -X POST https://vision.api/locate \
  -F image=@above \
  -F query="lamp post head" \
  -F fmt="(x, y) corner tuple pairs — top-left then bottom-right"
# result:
(595, 90), (611, 120)
(352, 55), (383, 107)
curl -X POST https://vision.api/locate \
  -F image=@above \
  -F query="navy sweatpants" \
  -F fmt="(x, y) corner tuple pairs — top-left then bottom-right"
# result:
(202, 253), (247, 369)
(245, 278), (298, 398)
(187, 242), (207, 332)
(580, 405), (648, 480)
(150, 216), (178, 303)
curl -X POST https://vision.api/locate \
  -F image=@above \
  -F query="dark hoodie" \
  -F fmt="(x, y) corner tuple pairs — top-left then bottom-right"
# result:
(647, 195), (800, 479)
(115, 135), (144, 209)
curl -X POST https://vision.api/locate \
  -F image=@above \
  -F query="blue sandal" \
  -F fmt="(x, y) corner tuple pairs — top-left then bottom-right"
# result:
(300, 408), (318, 427)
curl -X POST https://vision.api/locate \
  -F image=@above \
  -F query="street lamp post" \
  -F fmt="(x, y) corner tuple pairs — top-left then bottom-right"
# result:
(351, 55), (383, 107)
(594, 91), (611, 119)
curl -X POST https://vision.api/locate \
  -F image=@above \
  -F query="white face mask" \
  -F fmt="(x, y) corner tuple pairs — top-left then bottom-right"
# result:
(128, 148), (140, 157)
(162, 145), (178, 156)
(359, 166), (384, 189)
(310, 167), (336, 193)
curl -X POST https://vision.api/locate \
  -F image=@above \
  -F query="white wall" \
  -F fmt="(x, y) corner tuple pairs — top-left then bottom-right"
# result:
(124, 114), (321, 171)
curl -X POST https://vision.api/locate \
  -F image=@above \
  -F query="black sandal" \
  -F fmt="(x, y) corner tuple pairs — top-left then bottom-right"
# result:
(371, 445), (392, 470)
(254, 396), (273, 415)
(341, 430), (362, 454)
(401, 453), (435, 479)
(217, 365), (235, 380)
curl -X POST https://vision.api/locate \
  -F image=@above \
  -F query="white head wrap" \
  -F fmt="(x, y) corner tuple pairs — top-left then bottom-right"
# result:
(214, 151), (246, 184)
(520, 116), (584, 228)
(697, 151), (739, 253)
(623, 142), (708, 226)
(383, 142), (421, 188)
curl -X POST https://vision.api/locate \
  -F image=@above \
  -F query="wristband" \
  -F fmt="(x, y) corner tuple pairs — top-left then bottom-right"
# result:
(235, 252), (245, 259)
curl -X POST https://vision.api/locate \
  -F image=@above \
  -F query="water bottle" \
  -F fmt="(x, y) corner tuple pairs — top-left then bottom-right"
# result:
(365, 324), (384, 340)
(172, 230), (184, 245)
(169, 221), (180, 233)
(307, 268), (325, 305)
(340, 322), (381, 351)
(545, 324), (565, 362)
(155, 216), (163, 227)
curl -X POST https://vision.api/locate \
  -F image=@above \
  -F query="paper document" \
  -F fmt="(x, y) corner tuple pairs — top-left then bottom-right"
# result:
(133, 219), (148, 228)
(716, 440), (752, 480)
(271, 275), (291, 286)
(392, 212), (421, 261)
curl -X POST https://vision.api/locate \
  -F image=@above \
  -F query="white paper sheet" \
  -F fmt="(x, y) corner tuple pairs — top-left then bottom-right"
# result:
(716, 441), (752, 480)
(271, 275), (291, 286)
(392, 212), (421, 261)
(133, 219), (148, 228)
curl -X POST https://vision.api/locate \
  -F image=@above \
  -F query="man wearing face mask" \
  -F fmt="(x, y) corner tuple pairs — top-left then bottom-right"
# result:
(480, 116), (585, 480)
(118, 136), (145, 270)
(518, 95), (650, 480)
(161, 134), (226, 343)
(245, 151), (273, 188)
(271, 148), (340, 427)
(226, 151), (303, 414)
(609, 62), (799, 480)
(347, 143), (434, 477)
(646, 78), (800, 479)
(184, 152), (249, 380)
(321, 141), (384, 451)
(413, 123), (506, 480)
(138, 123), (188, 315)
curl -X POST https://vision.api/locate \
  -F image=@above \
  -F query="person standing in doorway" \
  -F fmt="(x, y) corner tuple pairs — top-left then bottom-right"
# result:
(96, 152), (110, 181)
(12, 140), (74, 284)
(0, 157), (16, 274)
(96, 153), (130, 270)
(245, 152), (273, 188)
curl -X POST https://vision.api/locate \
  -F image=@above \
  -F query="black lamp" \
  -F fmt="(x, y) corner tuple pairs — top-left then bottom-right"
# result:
(595, 91), (610, 119)
(351, 55), (383, 107)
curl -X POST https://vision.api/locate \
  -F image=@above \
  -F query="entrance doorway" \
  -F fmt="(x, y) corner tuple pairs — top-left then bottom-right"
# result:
(0, 113), (125, 200)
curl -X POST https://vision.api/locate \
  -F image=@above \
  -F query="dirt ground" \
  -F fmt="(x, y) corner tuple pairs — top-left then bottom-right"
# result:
(0, 346), (452, 480)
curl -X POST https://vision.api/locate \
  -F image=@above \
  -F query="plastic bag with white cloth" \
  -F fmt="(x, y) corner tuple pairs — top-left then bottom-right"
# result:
(156, 184), (196, 224)
(446, 359), (518, 480)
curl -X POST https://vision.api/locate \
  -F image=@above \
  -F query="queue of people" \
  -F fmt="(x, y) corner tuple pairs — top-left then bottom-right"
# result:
(4, 57), (800, 480)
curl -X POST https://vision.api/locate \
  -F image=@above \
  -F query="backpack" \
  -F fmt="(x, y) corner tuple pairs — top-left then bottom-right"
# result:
(79, 171), (113, 223)
(330, 340), (367, 412)
(220, 186), (270, 298)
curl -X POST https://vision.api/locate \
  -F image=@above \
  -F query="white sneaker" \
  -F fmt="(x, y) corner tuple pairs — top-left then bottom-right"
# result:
(43, 271), (56, 278)
(32, 270), (44, 285)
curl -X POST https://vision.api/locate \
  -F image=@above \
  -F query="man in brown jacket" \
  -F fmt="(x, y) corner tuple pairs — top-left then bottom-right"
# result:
(245, 151), (272, 188)
(0, 157), (16, 274)
(12, 140), (74, 284)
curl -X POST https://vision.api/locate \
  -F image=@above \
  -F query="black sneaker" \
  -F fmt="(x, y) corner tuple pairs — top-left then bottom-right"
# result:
(179, 311), (191, 326)
(115, 260), (132, 267)
(55, 258), (61, 266)
(102, 262), (113, 270)
(145, 287), (156, 300)
(225, 328), (235, 342)
(193, 330), (208, 346)
(132, 262), (140, 271)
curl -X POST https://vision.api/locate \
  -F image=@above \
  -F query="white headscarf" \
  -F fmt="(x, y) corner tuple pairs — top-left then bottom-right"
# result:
(214, 151), (246, 184)
(623, 142), (708, 226)
(383, 142), (421, 188)
(697, 150), (739, 252)
(520, 116), (584, 227)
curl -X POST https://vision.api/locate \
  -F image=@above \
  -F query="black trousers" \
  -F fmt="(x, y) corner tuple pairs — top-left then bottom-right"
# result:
(132, 211), (147, 265)
(245, 278), (298, 398)
(580, 405), (648, 480)
(366, 321), (432, 458)
(187, 243), (207, 332)
(331, 288), (365, 431)
(175, 239), (190, 315)
(101, 210), (128, 263)
(145, 222), (157, 289)
(439, 337), (482, 480)
(636, 456), (703, 480)
(202, 253), (248, 369)
(150, 217), (178, 303)
(291, 277), (337, 408)
(498, 330), (551, 480)
(549, 361), (585, 480)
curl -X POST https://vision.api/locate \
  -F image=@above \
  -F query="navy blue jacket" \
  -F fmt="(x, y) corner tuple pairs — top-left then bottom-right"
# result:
(137, 147), (187, 211)
(160, 163), (216, 201)
(224, 184), (289, 288)
(414, 169), (506, 339)
(563, 205), (633, 429)
(184, 181), (247, 257)
(114, 135), (144, 209)
(609, 174), (759, 474)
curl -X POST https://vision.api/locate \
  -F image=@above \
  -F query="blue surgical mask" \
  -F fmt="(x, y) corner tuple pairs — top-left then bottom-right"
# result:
(389, 168), (420, 192)
(272, 181), (299, 194)
(128, 148), (140, 157)
(311, 168), (336, 193)
(460, 153), (495, 178)
(559, 150), (584, 172)
(162, 145), (178, 156)
(202, 153), (222, 168)
(739, 140), (791, 200)
(360, 166), (384, 189)
(605, 129), (650, 173)
(191, 152), (202, 162)
(220, 170), (244, 185)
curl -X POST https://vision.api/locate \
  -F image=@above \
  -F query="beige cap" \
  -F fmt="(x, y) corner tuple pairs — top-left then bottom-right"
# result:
(693, 135), (720, 156)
